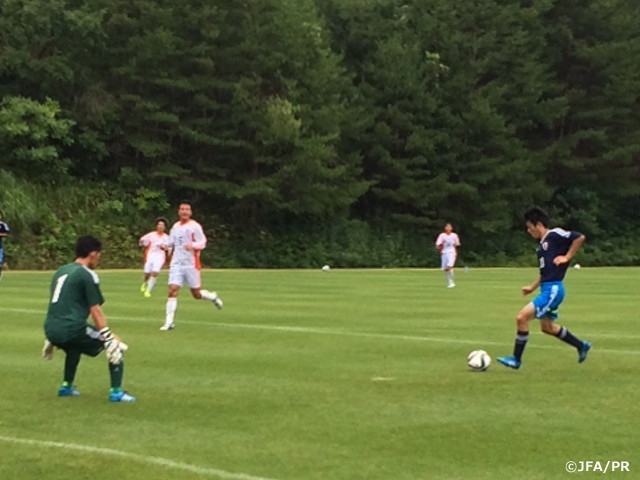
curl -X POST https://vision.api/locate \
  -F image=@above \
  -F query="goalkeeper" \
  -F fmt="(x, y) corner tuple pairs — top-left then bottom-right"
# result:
(43, 236), (135, 403)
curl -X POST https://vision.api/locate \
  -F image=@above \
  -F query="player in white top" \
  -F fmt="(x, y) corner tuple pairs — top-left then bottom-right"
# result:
(138, 217), (170, 298)
(435, 223), (461, 288)
(160, 201), (223, 331)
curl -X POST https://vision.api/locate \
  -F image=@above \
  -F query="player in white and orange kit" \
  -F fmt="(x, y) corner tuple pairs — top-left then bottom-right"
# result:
(435, 223), (461, 288)
(138, 217), (170, 297)
(160, 201), (223, 331)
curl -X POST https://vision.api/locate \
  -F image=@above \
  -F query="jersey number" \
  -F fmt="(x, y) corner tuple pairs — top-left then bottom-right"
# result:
(51, 274), (68, 304)
(539, 257), (545, 269)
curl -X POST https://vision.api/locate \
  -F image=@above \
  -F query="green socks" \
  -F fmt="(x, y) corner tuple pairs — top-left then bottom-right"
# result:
(109, 361), (124, 389)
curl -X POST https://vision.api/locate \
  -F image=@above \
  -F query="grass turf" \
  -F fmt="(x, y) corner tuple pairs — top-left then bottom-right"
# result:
(0, 267), (638, 480)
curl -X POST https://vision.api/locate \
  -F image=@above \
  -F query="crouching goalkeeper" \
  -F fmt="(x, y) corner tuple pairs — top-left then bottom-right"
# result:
(43, 236), (135, 403)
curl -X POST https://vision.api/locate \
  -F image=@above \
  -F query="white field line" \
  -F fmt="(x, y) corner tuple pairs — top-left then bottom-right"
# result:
(2, 307), (639, 356)
(0, 435), (280, 480)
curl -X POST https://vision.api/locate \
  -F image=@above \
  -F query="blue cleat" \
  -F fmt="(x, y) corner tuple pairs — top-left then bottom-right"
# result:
(109, 391), (136, 403)
(578, 341), (591, 363)
(497, 355), (521, 370)
(58, 385), (80, 397)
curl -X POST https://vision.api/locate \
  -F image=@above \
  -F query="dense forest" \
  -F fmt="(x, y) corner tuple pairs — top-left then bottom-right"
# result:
(1, 0), (639, 268)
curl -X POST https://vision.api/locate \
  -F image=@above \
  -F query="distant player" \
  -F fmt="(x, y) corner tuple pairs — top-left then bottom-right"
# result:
(138, 217), (170, 297)
(0, 210), (10, 281)
(160, 201), (223, 331)
(42, 236), (135, 402)
(497, 207), (590, 369)
(435, 223), (460, 288)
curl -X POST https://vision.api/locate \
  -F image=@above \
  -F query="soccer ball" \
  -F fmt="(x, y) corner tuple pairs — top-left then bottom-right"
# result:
(574, 263), (581, 270)
(322, 265), (331, 272)
(467, 350), (491, 371)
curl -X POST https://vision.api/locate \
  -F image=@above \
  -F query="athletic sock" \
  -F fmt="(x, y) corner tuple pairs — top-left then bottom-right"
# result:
(514, 330), (529, 362)
(555, 326), (583, 349)
(109, 362), (124, 389)
(64, 350), (81, 384)
(147, 277), (157, 292)
(165, 297), (177, 326)
(200, 289), (218, 301)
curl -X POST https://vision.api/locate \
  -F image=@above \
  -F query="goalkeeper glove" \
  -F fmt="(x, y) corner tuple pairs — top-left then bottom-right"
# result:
(99, 327), (124, 365)
(42, 339), (55, 360)
(105, 340), (123, 365)
(99, 327), (113, 342)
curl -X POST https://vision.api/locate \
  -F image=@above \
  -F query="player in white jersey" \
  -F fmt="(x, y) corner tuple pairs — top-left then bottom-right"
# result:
(160, 201), (223, 331)
(138, 217), (170, 297)
(435, 223), (461, 288)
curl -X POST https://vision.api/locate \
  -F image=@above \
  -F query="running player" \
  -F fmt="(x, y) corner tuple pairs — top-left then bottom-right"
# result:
(160, 201), (223, 331)
(435, 223), (460, 288)
(497, 207), (591, 369)
(0, 210), (10, 282)
(42, 236), (135, 402)
(138, 217), (170, 297)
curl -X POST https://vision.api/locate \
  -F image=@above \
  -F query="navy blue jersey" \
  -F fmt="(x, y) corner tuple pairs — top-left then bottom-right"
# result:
(0, 221), (9, 248)
(537, 228), (581, 283)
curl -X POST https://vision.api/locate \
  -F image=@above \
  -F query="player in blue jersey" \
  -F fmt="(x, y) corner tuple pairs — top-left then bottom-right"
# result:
(0, 210), (9, 282)
(497, 207), (591, 369)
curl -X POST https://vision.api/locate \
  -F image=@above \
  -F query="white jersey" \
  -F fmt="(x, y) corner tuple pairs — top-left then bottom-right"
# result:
(168, 219), (206, 269)
(435, 232), (460, 254)
(139, 231), (170, 264)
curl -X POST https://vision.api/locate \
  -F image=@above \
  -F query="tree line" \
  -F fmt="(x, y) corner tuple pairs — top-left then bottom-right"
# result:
(1, 0), (639, 268)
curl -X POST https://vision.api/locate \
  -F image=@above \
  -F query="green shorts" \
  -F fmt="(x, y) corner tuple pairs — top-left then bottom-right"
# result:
(49, 326), (104, 357)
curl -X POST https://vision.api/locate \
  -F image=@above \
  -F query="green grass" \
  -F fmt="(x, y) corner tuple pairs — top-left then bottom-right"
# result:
(0, 267), (638, 480)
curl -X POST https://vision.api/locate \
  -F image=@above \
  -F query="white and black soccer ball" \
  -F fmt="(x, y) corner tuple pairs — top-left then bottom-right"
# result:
(467, 350), (491, 372)
(574, 263), (581, 270)
(321, 265), (331, 272)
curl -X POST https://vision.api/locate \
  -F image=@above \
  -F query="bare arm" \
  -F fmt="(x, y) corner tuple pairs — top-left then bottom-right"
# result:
(522, 277), (541, 296)
(554, 235), (586, 266)
(89, 304), (108, 331)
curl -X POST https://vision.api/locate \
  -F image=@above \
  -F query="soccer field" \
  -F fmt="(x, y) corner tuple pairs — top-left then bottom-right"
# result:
(0, 268), (638, 480)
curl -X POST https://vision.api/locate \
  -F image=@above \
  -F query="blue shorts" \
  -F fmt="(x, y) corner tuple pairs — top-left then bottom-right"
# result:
(0, 247), (4, 264)
(532, 282), (565, 320)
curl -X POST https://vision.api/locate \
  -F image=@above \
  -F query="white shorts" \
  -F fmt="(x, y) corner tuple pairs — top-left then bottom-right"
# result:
(441, 252), (457, 269)
(143, 254), (165, 274)
(168, 266), (201, 289)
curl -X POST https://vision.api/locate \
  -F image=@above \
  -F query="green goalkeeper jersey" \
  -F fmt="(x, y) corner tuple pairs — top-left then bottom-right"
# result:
(44, 262), (104, 343)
